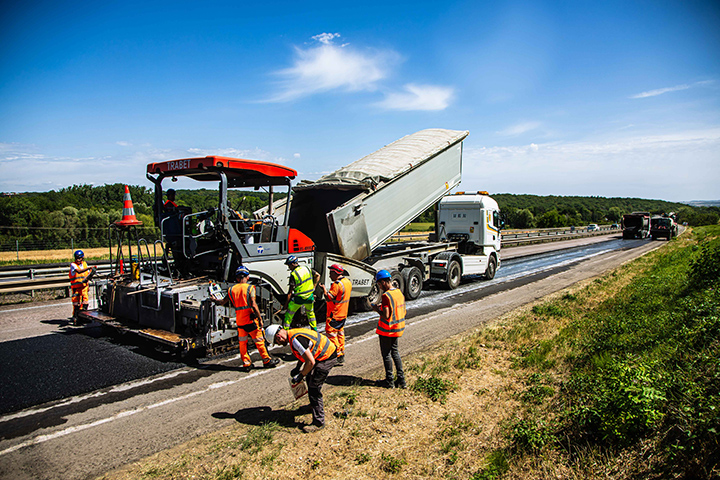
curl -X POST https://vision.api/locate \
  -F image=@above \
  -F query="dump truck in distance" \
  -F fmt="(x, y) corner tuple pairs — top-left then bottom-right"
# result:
(650, 215), (677, 240)
(622, 212), (651, 239)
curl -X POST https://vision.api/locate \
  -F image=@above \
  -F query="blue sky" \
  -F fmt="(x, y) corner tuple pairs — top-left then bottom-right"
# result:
(1, 0), (718, 201)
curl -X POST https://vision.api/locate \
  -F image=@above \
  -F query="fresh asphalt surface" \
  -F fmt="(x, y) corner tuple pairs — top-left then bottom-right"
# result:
(0, 235), (645, 417)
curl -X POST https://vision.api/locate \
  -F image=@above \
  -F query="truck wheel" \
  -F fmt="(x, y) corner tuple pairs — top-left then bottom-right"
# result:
(390, 270), (405, 294)
(354, 284), (380, 312)
(402, 266), (423, 300)
(484, 255), (497, 280)
(444, 260), (461, 290)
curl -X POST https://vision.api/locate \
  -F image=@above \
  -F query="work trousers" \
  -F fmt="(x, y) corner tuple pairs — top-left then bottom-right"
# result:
(306, 357), (337, 426)
(324, 320), (345, 356)
(284, 297), (317, 331)
(379, 335), (405, 385)
(237, 325), (271, 367)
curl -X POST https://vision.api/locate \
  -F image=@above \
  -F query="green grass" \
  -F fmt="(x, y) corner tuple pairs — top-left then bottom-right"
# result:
(503, 225), (720, 478)
(400, 222), (434, 232)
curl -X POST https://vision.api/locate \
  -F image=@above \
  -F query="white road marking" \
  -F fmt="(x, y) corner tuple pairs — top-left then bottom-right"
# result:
(0, 364), (288, 457)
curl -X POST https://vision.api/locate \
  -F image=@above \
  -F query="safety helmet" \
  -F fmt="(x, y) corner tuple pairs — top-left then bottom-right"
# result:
(166, 188), (176, 195)
(235, 266), (250, 278)
(74, 250), (84, 259)
(265, 324), (282, 345)
(329, 263), (345, 274)
(285, 255), (299, 266)
(376, 269), (392, 281)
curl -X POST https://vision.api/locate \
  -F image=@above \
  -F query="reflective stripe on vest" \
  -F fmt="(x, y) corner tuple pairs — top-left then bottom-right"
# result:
(328, 277), (352, 321)
(291, 265), (314, 298)
(229, 283), (255, 326)
(69, 261), (90, 289)
(376, 288), (406, 337)
(289, 328), (336, 362)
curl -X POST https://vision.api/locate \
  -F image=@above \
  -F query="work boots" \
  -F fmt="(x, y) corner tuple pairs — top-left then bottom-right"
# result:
(263, 357), (280, 368)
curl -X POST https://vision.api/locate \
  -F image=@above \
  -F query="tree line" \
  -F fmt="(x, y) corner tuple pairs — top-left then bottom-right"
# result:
(415, 194), (719, 229)
(1, 185), (718, 251)
(0, 184), (271, 250)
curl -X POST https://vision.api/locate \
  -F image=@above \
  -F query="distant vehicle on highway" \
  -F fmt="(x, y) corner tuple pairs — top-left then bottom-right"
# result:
(611, 223), (619, 229)
(587, 224), (599, 232)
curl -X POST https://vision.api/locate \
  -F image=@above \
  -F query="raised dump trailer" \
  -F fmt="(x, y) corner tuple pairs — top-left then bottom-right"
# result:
(288, 129), (501, 302)
(289, 129), (467, 259)
(622, 212), (651, 239)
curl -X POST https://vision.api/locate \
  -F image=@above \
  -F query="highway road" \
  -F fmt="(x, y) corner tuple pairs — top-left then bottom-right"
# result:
(0, 233), (662, 479)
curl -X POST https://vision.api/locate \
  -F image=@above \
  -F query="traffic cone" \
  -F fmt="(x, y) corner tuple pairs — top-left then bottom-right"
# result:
(115, 185), (143, 227)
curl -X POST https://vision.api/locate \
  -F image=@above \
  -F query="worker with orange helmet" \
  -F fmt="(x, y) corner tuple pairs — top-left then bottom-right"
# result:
(213, 266), (279, 371)
(372, 269), (406, 389)
(320, 263), (352, 365)
(265, 324), (337, 433)
(68, 250), (95, 326)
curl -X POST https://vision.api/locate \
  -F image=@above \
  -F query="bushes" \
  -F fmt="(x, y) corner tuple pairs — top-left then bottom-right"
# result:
(689, 238), (720, 288)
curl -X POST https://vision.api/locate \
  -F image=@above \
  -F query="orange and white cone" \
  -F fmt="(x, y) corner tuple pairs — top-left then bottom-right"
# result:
(115, 185), (143, 227)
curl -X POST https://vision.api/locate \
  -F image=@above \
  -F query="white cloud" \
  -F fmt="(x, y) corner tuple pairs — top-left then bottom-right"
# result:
(312, 33), (341, 45)
(497, 121), (541, 136)
(293, 153), (301, 159)
(630, 80), (714, 99)
(376, 84), (455, 111)
(462, 128), (720, 201)
(116, 141), (132, 147)
(266, 34), (395, 102)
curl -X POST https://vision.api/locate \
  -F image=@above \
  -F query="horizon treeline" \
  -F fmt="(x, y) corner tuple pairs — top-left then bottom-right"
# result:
(0, 184), (272, 250)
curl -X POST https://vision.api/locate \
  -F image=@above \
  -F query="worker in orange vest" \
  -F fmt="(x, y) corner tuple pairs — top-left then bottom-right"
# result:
(68, 250), (95, 326)
(163, 188), (178, 212)
(320, 263), (352, 365)
(266, 324), (338, 433)
(213, 266), (279, 371)
(372, 269), (406, 389)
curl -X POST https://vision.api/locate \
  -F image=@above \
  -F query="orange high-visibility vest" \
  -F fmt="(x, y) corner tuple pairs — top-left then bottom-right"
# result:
(228, 283), (256, 327)
(69, 261), (90, 291)
(376, 288), (406, 338)
(288, 328), (336, 362)
(327, 277), (352, 321)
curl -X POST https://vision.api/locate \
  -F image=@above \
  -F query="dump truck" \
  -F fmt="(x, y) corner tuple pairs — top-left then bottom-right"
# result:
(80, 129), (501, 355)
(622, 212), (651, 239)
(287, 128), (501, 303)
(650, 215), (677, 240)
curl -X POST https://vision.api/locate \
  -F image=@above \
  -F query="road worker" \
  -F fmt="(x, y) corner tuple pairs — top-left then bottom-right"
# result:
(372, 269), (406, 389)
(283, 255), (320, 331)
(163, 188), (178, 212)
(266, 324), (337, 432)
(212, 266), (279, 371)
(320, 263), (351, 364)
(68, 250), (95, 326)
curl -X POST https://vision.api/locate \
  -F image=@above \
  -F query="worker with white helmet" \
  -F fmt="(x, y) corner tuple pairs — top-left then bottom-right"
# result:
(265, 323), (337, 433)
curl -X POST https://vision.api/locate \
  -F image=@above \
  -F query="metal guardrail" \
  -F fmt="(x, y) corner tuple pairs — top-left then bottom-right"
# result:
(390, 225), (621, 244)
(0, 262), (114, 295)
(1, 227), (621, 296)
